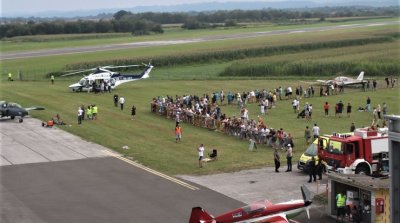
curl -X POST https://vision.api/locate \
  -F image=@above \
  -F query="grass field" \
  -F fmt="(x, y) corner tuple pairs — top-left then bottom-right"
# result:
(2, 22), (399, 81)
(2, 17), (398, 53)
(1, 18), (399, 176)
(1, 79), (398, 175)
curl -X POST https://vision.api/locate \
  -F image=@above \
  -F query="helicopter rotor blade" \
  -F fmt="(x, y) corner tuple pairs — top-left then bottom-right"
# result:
(61, 68), (95, 77)
(102, 65), (142, 69)
(61, 63), (149, 76)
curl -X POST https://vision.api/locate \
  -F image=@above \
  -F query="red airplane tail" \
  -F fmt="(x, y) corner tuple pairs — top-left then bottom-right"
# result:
(189, 207), (214, 223)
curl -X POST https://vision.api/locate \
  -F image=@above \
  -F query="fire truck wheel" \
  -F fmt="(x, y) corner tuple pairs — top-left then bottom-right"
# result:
(355, 165), (369, 175)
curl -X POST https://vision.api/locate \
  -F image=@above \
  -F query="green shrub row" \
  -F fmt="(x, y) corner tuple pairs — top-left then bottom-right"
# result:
(219, 60), (400, 77)
(52, 33), (399, 77)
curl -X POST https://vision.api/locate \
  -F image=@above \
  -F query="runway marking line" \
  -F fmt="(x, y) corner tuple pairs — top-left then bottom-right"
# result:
(102, 150), (199, 191)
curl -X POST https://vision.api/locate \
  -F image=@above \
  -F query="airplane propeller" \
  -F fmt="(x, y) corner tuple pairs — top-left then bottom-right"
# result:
(301, 184), (312, 220)
(306, 206), (310, 219)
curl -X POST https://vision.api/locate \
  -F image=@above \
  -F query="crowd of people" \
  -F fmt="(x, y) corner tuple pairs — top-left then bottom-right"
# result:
(150, 90), (296, 150)
(77, 104), (98, 124)
(150, 81), (389, 150)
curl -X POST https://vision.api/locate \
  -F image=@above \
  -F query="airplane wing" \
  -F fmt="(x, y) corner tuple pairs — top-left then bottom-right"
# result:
(25, 106), (45, 111)
(299, 80), (318, 85)
(316, 80), (331, 85)
(341, 80), (365, 86)
(254, 213), (289, 223)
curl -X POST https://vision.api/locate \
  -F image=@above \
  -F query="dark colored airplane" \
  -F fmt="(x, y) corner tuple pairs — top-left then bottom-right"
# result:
(0, 101), (44, 122)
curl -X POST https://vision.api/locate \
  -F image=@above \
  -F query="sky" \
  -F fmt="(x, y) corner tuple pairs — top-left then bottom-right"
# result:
(1, 0), (269, 15)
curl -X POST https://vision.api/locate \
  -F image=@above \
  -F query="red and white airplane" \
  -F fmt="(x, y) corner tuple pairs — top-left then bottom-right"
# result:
(189, 186), (312, 223)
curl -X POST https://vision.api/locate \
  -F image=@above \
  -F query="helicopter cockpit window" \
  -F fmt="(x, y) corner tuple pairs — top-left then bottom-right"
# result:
(110, 78), (116, 85)
(8, 103), (22, 108)
(79, 78), (86, 85)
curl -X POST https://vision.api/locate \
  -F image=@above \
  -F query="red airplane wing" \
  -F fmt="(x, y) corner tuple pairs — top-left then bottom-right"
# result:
(254, 214), (289, 223)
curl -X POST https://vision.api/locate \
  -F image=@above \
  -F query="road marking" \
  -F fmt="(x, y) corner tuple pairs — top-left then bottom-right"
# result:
(102, 150), (199, 191)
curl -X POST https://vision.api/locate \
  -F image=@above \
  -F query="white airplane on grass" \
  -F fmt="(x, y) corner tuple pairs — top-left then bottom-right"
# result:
(317, 71), (365, 86)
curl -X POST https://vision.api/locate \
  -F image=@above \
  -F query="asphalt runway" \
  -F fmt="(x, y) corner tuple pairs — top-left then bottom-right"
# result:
(0, 118), (243, 223)
(0, 118), (110, 166)
(1, 158), (243, 223)
(1, 21), (398, 61)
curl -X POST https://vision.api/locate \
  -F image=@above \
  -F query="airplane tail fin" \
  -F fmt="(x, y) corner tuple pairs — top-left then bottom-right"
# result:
(189, 207), (214, 223)
(357, 71), (364, 81)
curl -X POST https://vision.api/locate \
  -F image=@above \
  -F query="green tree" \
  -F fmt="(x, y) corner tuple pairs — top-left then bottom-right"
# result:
(224, 19), (237, 27)
(114, 10), (131, 20)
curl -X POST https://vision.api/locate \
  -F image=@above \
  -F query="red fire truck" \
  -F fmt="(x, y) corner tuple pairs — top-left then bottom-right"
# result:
(318, 127), (389, 176)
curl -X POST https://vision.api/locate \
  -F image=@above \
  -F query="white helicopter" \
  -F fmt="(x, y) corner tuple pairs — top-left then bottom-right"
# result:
(62, 63), (153, 92)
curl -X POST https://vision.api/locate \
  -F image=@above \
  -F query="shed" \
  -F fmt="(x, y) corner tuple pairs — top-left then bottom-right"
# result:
(327, 172), (390, 223)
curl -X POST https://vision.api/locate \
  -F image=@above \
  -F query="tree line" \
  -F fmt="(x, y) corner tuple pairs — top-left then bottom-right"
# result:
(1, 6), (398, 38)
(0, 19), (163, 38)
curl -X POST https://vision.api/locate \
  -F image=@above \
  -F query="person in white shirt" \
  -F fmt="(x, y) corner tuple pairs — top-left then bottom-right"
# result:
(119, 96), (125, 110)
(292, 99), (297, 113)
(260, 100), (265, 115)
(77, 107), (83, 124)
(287, 86), (293, 99)
(286, 144), (293, 172)
(198, 144), (205, 168)
(312, 123), (320, 139)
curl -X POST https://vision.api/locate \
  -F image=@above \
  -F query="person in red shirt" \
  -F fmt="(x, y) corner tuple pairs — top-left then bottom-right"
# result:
(323, 102), (329, 117)
(175, 123), (182, 143)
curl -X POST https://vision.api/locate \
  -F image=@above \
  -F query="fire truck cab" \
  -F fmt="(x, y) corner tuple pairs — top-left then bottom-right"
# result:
(318, 127), (389, 176)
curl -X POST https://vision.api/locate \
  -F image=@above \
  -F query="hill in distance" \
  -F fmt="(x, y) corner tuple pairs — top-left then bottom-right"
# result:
(3, 0), (398, 18)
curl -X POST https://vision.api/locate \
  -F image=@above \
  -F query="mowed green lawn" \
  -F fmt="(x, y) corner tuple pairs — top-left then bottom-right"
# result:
(1, 79), (398, 175)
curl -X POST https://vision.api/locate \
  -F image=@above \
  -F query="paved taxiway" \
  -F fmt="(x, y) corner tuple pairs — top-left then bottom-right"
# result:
(1, 118), (335, 222)
(0, 118), (243, 222)
(1, 21), (398, 61)
(0, 119), (110, 166)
